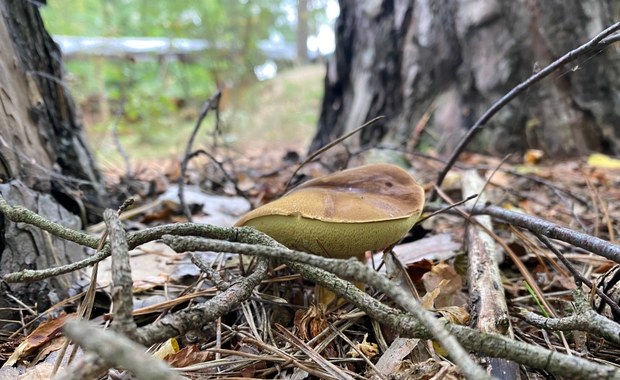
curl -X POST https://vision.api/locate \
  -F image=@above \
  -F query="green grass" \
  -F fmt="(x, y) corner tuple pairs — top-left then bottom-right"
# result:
(222, 64), (324, 149)
(85, 64), (325, 169)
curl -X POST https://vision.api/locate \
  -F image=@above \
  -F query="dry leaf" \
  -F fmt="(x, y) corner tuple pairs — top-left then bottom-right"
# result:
(404, 259), (434, 283)
(436, 306), (470, 325)
(393, 234), (461, 265)
(294, 304), (329, 341)
(13, 362), (55, 380)
(347, 334), (379, 358)
(293, 305), (337, 357)
(420, 282), (444, 310)
(524, 149), (544, 165)
(3, 314), (72, 367)
(153, 338), (179, 359)
(588, 153), (620, 169)
(422, 263), (463, 308)
(164, 344), (213, 368)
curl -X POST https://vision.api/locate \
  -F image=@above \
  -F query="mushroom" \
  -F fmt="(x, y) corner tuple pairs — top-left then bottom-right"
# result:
(235, 163), (425, 305)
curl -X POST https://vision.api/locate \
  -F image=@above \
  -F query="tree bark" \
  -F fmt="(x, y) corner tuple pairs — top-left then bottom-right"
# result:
(0, 0), (106, 322)
(310, 0), (620, 158)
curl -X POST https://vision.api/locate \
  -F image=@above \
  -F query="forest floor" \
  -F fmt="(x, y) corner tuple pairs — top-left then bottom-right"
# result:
(3, 65), (620, 379)
(87, 143), (620, 380)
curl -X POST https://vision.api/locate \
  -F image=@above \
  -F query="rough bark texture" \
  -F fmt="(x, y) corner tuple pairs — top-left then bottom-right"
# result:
(0, 0), (106, 321)
(310, 0), (620, 158)
(0, 0), (105, 216)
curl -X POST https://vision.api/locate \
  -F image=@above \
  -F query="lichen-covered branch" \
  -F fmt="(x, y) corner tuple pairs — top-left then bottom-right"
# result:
(104, 209), (138, 337)
(62, 320), (180, 380)
(134, 256), (269, 346)
(516, 288), (620, 346)
(3, 193), (620, 378)
(163, 235), (620, 380)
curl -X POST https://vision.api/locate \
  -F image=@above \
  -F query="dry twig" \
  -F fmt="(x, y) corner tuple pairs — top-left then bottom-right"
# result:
(178, 90), (222, 222)
(3, 193), (620, 378)
(61, 320), (180, 380)
(461, 171), (517, 379)
(516, 288), (620, 346)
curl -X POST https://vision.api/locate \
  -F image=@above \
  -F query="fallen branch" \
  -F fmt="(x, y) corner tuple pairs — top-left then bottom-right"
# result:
(461, 171), (518, 379)
(61, 320), (180, 380)
(133, 256), (269, 345)
(164, 234), (489, 380)
(516, 289), (620, 347)
(425, 203), (620, 263)
(104, 209), (138, 337)
(163, 234), (620, 379)
(2, 194), (620, 378)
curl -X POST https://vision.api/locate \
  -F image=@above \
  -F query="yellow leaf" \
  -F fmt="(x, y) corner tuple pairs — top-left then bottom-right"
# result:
(348, 333), (379, 358)
(524, 149), (544, 165)
(152, 338), (179, 359)
(587, 153), (620, 169)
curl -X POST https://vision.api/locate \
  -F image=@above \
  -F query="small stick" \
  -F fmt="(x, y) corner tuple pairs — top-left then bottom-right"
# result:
(283, 116), (384, 192)
(178, 91), (222, 222)
(462, 170), (518, 379)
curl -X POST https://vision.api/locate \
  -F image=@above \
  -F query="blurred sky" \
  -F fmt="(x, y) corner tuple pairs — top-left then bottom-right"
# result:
(279, 0), (339, 55)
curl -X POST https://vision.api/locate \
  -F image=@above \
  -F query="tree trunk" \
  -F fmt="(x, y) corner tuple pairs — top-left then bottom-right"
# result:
(296, 0), (309, 64)
(310, 0), (620, 158)
(0, 0), (106, 323)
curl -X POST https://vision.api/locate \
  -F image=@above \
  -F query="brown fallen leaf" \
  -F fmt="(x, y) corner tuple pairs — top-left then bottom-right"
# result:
(422, 262), (464, 308)
(347, 334), (379, 359)
(164, 344), (213, 368)
(3, 313), (72, 367)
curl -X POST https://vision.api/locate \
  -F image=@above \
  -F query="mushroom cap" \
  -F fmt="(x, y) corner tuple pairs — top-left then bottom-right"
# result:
(235, 163), (425, 257)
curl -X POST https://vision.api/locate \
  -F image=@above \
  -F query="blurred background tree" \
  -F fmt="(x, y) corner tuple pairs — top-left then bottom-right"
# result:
(40, 0), (337, 163)
(310, 0), (620, 159)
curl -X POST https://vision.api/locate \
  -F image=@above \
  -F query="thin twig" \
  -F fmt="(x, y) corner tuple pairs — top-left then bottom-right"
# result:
(62, 320), (180, 380)
(283, 116), (384, 193)
(164, 235), (491, 380)
(275, 324), (354, 380)
(516, 288), (620, 346)
(535, 233), (620, 317)
(179, 91), (222, 222)
(189, 148), (253, 207)
(425, 203), (620, 264)
(416, 194), (478, 225)
(110, 99), (131, 178)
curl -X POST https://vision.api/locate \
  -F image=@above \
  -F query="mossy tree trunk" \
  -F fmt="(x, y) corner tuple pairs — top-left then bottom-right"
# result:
(0, 0), (106, 323)
(310, 0), (620, 158)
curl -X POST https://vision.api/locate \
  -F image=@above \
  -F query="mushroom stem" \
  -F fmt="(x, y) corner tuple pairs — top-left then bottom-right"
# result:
(316, 252), (367, 306)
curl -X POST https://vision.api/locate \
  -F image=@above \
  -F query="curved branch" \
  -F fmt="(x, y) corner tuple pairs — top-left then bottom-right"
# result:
(163, 235), (620, 380)
(425, 203), (620, 263)
(134, 257), (269, 346)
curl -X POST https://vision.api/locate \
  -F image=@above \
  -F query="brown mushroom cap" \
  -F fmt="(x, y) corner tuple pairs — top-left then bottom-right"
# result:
(235, 163), (425, 258)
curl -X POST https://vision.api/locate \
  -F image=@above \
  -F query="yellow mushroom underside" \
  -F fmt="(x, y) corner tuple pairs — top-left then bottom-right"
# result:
(241, 213), (419, 259)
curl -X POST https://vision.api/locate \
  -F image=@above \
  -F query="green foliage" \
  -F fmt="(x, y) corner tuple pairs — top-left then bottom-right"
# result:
(39, 1), (334, 162)
(42, 0), (288, 79)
